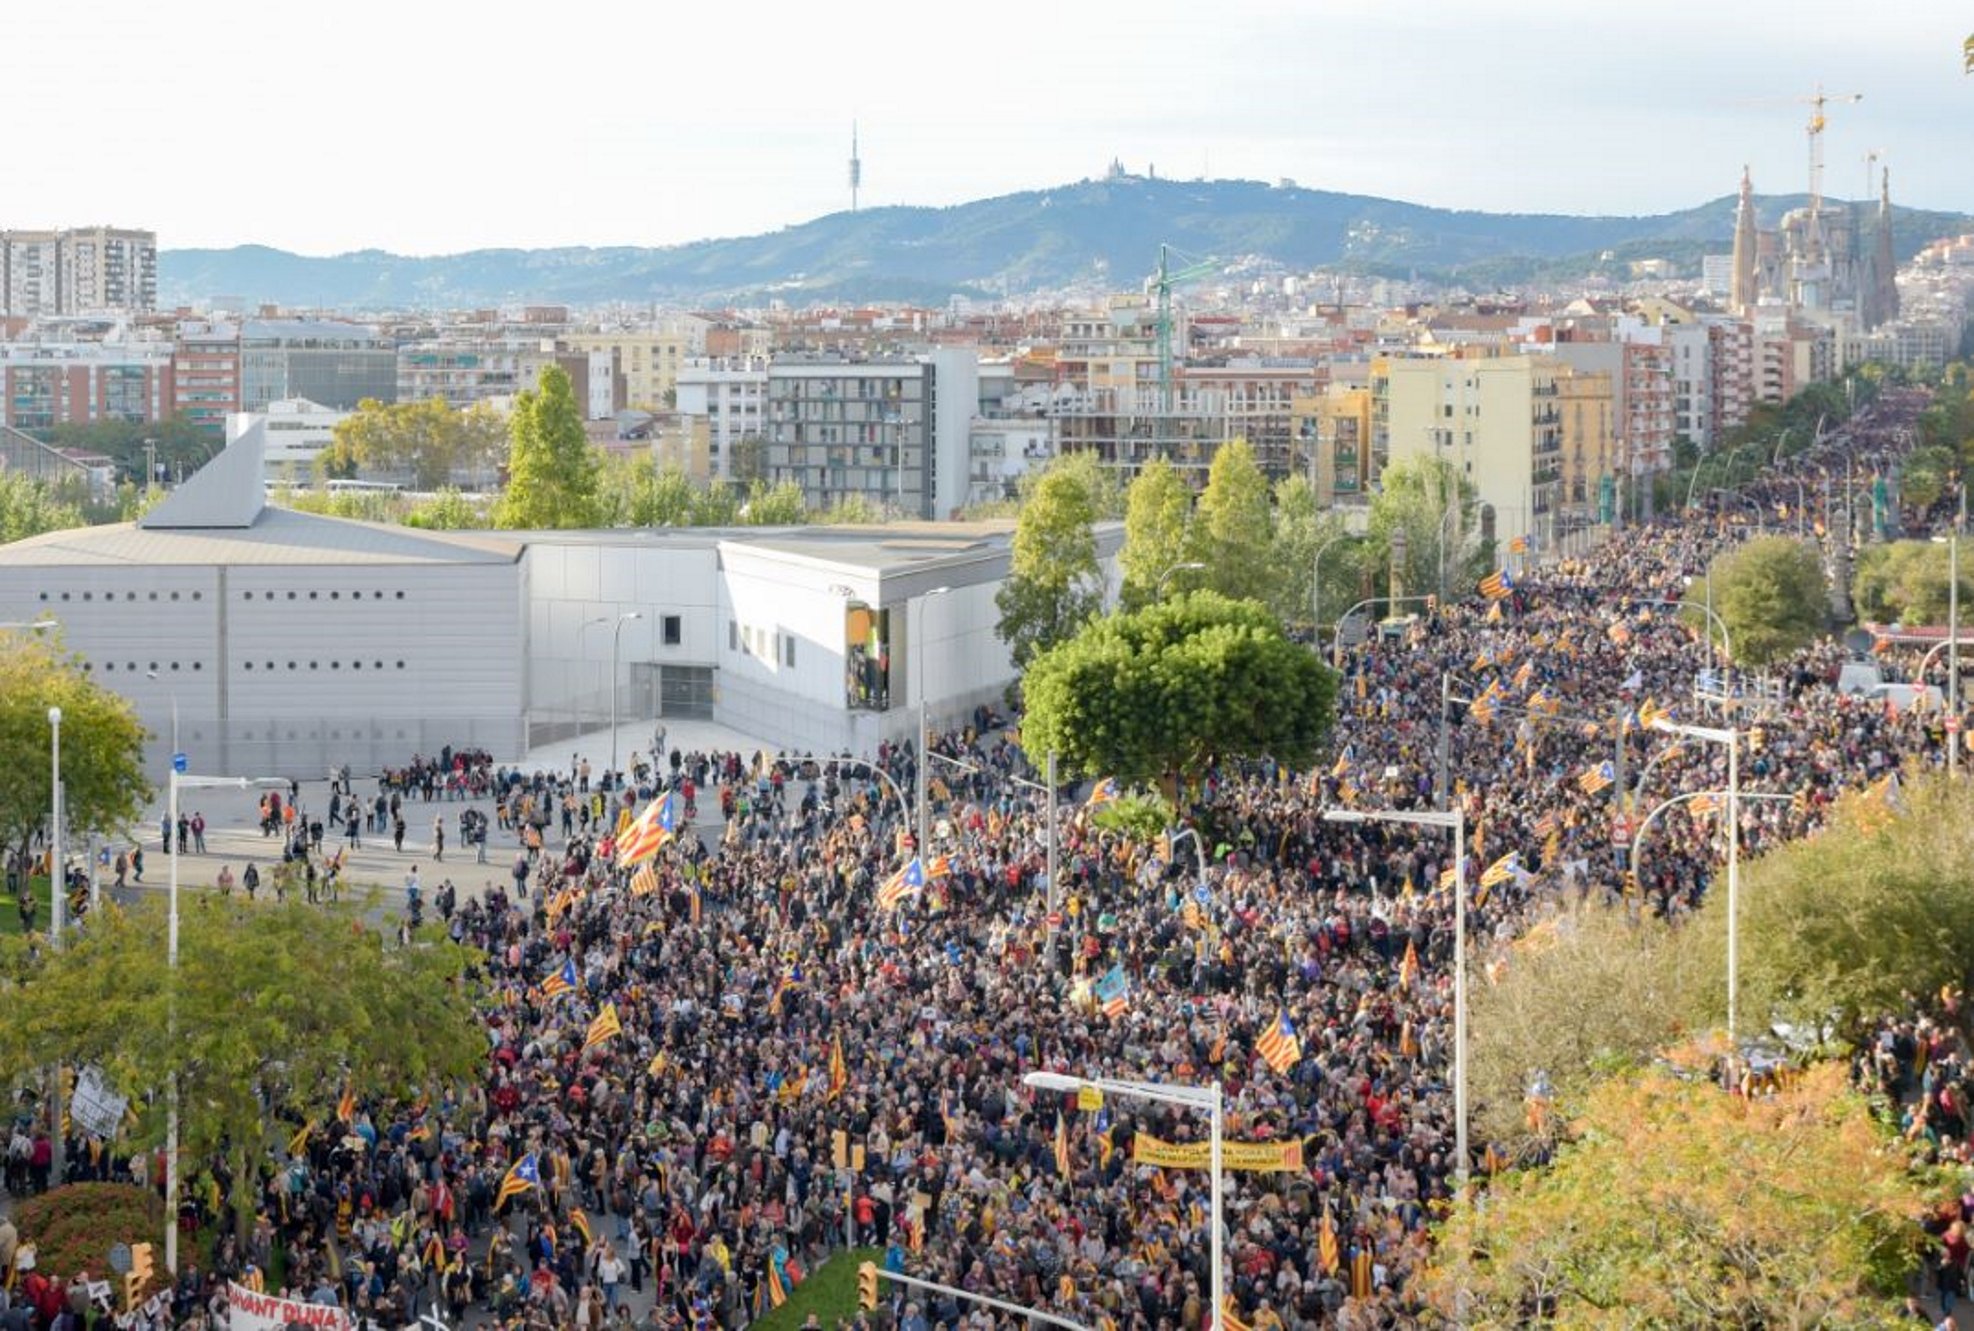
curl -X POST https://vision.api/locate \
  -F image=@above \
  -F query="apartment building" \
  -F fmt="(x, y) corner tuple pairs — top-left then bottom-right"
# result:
(565, 330), (697, 411)
(1556, 369), (1615, 531)
(0, 342), (173, 431)
(1377, 354), (1563, 553)
(172, 323), (243, 436)
(675, 358), (768, 480)
(764, 350), (977, 519)
(1290, 385), (1374, 508)
(396, 337), (567, 408)
(0, 227), (156, 318)
(239, 319), (396, 412)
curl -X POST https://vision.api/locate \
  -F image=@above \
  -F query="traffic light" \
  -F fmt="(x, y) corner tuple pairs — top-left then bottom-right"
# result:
(125, 1243), (154, 1311)
(857, 1262), (880, 1312)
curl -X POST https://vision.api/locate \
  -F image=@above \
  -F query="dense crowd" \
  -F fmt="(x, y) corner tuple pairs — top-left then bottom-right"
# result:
(8, 387), (1965, 1331)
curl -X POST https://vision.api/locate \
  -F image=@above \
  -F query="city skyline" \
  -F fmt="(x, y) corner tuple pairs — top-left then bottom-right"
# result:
(4, 1), (1970, 257)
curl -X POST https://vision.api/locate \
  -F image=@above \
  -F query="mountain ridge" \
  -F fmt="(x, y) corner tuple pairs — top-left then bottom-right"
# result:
(157, 175), (1974, 310)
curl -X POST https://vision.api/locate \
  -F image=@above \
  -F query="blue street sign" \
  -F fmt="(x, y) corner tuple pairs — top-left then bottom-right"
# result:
(172, 752), (187, 774)
(1192, 883), (1211, 905)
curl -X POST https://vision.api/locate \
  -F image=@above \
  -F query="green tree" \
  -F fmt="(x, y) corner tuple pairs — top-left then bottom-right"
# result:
(690, 482), (742, 526)
(1366, 455), (1479, 600)
(319, 398), (504, 491)
(0, 895), (484, 1241)
(1265, 475), (1361, 627)
(995, 462), (1104, 669)
(1467, 775), (1974, 1149)
(492, 366), (602, 529)
(400, 488), (488, 530)
(1853, 539), (1973, 627)
(1189, 439), (1275, 603)
(1021, 591), (1337, 785)
(813, 493), (888, 525)
(1682, 534), (1826, 666)
(0, 472), (85, 544)
(1421, 1063), (1937, 1328)
(0, 629), (149, 871)
(740, 478), (809, 526)
(599, 457), (696, 528)
(1118, 458), (1194, 610)
(39, 416), (210, 486)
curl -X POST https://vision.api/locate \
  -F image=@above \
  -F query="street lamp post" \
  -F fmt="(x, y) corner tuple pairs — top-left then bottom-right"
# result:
(47, 707), (65, 1184)
(913, 588), (951, 857)
(1936, 494), (1964, 779)
(1650, 718), (1740, 1043)
(575, 615), (613, 752)
(1024, 1070), (1224, 1331)
(1323, 806), (1467, 1184)
(608, 611), (642, 780)
(163, 766), (280, 1275)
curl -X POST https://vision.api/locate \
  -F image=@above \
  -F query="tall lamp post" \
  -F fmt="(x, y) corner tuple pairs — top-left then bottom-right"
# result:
(608, 611), (642, 780)
(164, 763), (280, 1275)
(47, 707), (65, 1185)
(1650, 718), (1740, 1043)
(913, 587), (951, 856)
(1024, 1070), (1224, 1331)
(1936, 491), (1964, 780)
(1323, 805), (1468, 1184)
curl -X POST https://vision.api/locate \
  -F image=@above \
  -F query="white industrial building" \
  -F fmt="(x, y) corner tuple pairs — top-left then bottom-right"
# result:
(226, 397), (350, 483)
(0, 424), (1105, 778)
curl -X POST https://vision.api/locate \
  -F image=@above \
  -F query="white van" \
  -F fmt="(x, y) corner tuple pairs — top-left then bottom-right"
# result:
(1836, 660), (1886, 696)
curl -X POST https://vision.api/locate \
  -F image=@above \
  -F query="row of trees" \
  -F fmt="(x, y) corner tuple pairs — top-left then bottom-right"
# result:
(1432, 773), (1974, 1321)
(997, 444), (1485, 669)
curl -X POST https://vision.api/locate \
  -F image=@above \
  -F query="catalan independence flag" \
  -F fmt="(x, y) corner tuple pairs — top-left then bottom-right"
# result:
(629, 862), (660, 897)
(1093, 964), (1130, 1018)
(583, 1002), (622, 1052)
(540, 957), (578, 1000)
(1084, 777), (1120, 810)
(1478, 569), (1513, 601)
(1397, 939), (1420, 991)
(877, 857), (925, 910)
(1255, 1010), (1302, 1074)
(828, 1032), (848, 1100)
(616, 794), (677, 867)
(1578, 760), (1617, 795)
(496, 1152), (540, 1208)
(1480, 852), (1521, 888)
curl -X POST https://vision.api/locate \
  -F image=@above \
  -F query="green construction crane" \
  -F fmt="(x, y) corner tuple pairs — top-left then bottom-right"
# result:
(1149, 244), (1220, 427)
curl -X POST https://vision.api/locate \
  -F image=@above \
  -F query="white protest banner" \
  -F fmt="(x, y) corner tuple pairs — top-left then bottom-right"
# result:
(70, 1066), (127, 1140)
(228, 1284), (352, 1331)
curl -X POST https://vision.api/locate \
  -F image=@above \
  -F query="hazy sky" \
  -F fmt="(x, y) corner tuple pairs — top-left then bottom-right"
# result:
(7, 0), (1969, 255)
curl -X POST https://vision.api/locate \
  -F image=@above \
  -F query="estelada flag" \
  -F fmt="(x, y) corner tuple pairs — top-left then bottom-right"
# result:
(1397, 939), (1420, 991)
(583, 1003), (622, 1052)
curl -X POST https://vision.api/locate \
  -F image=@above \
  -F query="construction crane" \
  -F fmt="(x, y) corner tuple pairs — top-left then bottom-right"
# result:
(1797, 85), (1863, 247)
(1147, 244), (1219, 426)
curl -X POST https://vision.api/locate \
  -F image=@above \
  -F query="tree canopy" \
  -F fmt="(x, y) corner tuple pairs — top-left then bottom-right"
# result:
(493, 366), (603, 529)
(1188, 439), (1275, 604)
(1118, 458), (1194, 610)
(1852, 539), (1971, 628)
(0, 895), (485, 1239)
(1682, 535), (1827, 666)
(0, 472), (85, 545)
(1467, 773), (1974, 1148)
(1366, 455), (1480, 600)
(995, 458), (1106, 669)
(318, 397), (505, 491)
(0, 629), (149, 870)
(1020, 591), (1337, 784)
(1421, 1063), (1938, 1328)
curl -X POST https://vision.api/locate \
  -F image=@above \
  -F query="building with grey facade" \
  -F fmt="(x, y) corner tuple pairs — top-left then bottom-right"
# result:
(240, 320), (397, 412)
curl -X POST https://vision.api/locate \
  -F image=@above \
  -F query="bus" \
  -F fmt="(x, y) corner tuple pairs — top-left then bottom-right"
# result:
(324, 479), (403, 494)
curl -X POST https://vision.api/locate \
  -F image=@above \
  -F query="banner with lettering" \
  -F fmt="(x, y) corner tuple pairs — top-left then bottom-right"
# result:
(229, 1284), (353, 1331)
(1130, 1131), (1304, 1172)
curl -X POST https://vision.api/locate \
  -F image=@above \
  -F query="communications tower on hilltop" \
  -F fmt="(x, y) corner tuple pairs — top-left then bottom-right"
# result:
(849, 122), (862, 212)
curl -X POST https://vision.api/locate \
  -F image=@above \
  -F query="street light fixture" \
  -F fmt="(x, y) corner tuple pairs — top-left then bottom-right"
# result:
(608, 612), (642, 780)
(1650, 717), (1740, 1044)
(1934, 493), (1964, 780)
(1311, 532), (1352, 641)
(574, 615), (614, 748)
(1323, 805), (1468, 1185)
(1022, 1070), (1224, 1331)
(1155, 561), (1204, 598)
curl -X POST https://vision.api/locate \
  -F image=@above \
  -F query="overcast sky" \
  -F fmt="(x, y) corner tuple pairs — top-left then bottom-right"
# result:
(7, 0), (1969, 255)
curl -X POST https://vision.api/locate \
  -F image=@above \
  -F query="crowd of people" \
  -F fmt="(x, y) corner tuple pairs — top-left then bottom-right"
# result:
(10, 385), (1967, 1330)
